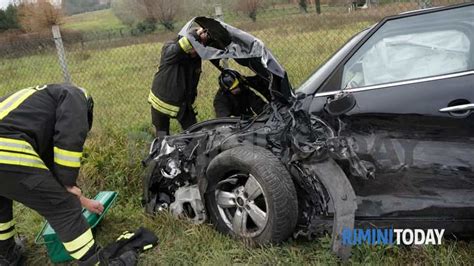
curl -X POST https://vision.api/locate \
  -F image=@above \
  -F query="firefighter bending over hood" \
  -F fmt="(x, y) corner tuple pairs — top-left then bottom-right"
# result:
(0, 84), (125, 265)
(148, 28), (209, 137)
(213, 69), (271, 118)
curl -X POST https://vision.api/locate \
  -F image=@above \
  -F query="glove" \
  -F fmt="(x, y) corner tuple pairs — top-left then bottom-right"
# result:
(102, 227), (159, 259)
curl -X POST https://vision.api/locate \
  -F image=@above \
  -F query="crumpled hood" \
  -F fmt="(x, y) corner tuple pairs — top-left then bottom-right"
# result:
(178, 16), (294, 102)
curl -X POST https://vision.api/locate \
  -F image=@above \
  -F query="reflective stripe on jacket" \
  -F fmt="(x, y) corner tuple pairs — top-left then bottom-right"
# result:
(149, 39), (201, 117)
(0, 137), (47, 169)
(0, 84), (89, 186)
(148, 91), (179, 118)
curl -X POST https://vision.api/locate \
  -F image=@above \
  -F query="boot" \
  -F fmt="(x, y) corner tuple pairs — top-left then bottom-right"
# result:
(78, 247), (138, 266)
(78, 245), (104, 266)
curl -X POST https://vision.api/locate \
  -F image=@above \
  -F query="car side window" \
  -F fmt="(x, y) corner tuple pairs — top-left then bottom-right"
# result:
(341, 6), (473, 89)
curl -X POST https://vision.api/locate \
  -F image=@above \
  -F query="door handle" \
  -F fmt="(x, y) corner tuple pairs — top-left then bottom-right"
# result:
(439, 103), (474, 113)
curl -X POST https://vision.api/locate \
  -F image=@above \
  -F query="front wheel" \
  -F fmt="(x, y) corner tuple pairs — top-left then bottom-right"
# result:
(205, 146), (298, 244)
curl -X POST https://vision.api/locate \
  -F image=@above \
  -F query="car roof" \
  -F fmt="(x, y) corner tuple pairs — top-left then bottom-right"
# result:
(381, 2), (473, 23)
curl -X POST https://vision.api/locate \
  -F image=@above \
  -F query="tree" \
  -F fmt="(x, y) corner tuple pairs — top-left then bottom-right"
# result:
(112, 0), (181, 31)
(315, 0), (321, 14)
(299, 0), (308, 13)
(134, 0), (180, 31)
(0, 4), (20, 32)
(235, 0), (264, 22)
(18, 0), (63, 32)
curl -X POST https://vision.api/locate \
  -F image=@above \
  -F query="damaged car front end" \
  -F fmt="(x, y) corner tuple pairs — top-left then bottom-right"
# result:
(144, 83), (370, 258)
(143, 99), (370, 257)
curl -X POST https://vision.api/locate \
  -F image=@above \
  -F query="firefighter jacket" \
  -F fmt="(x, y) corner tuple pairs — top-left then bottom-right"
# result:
(149, 38), (202, 118)
(213, 75), (271, 118)
(0, 84), (90, 187)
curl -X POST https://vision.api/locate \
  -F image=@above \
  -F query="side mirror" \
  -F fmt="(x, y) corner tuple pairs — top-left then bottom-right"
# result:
(324, 92), (356, 116)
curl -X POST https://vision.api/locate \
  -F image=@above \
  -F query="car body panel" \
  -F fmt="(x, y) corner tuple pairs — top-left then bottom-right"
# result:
(304, 3), (474, 219)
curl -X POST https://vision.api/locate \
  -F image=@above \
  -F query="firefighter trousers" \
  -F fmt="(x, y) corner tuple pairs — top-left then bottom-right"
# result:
(151, 106), (197, 137)
(0, 168), (94, 260)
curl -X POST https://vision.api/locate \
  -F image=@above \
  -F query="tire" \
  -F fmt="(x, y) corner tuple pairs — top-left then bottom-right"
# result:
(205, 146), (298, 244)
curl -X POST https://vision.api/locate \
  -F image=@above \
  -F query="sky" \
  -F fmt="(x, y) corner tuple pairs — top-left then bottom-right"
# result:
(0, 0), (13, 10)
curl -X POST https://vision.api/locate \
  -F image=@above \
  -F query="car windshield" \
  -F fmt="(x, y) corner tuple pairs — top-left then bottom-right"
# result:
(297, 29), (369, 95)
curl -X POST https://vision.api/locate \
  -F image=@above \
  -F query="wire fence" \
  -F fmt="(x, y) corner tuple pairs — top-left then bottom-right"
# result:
(0, 0), (468, 134)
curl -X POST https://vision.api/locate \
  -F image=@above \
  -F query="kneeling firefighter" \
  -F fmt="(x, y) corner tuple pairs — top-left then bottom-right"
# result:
(0, 84), (141, 265)
(213, 69), (270, 118)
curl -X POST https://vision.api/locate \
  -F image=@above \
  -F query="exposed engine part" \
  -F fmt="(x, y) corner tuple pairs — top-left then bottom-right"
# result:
(170, 185), (207, 224)
(161, 159), (182, 179)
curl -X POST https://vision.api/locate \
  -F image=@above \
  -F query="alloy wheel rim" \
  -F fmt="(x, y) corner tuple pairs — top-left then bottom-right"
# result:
(215, 173), (269, 238)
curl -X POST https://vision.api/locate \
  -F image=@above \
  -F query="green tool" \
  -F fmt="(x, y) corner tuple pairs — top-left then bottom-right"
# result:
(35, 191), (118, 263)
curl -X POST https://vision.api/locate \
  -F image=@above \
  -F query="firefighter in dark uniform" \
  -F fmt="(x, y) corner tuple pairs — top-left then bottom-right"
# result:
(148, 28), (209, 137)
(0, 84), (106, 264)
(213, 69), (270, 118)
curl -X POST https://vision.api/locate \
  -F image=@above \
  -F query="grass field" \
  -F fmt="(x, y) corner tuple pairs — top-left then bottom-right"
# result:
(62, 9), (128, 32)
(1, 5), (474, 265)
(59, 5), (336, 34)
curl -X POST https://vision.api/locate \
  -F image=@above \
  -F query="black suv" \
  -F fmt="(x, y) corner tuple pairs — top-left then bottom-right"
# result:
(143, 3), (474, 258)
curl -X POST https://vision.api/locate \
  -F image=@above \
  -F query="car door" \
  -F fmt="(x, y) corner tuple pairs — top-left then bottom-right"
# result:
(313, 4), (474, 220)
